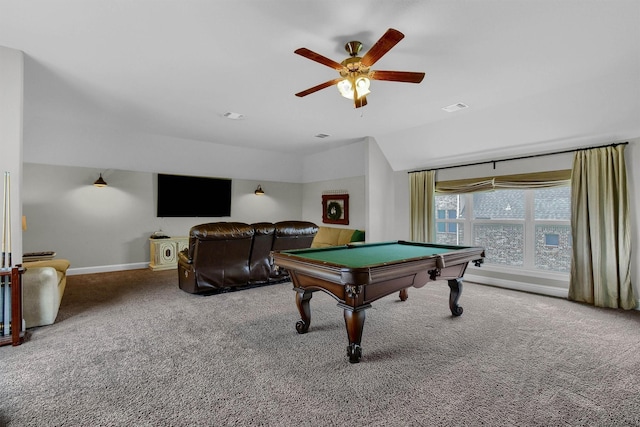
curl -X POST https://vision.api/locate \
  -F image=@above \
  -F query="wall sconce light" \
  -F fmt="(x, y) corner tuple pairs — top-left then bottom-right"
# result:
(93, 173), (108, 187)
(254, 185), (265, 196)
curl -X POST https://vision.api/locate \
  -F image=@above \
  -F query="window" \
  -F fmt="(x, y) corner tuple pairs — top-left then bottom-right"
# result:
(545, 233), (559, 247)
(435, 196), (464, 245)
(435, 186), (571, 273)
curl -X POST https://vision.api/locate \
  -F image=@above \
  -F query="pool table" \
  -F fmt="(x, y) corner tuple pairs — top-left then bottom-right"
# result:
(272, 241), (485, 363)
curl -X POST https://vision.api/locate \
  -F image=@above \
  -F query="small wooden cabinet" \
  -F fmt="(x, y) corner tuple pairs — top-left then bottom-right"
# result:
(149, 237), (188, 271)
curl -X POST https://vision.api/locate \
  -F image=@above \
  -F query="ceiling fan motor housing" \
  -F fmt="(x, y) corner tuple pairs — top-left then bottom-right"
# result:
(344, 41), (363, 56)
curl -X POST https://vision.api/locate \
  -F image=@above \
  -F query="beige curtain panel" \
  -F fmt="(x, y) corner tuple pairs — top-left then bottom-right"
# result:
(569, 145), (635, 309)
(435, 170), (571, 193)
(409, 170), (435, 242)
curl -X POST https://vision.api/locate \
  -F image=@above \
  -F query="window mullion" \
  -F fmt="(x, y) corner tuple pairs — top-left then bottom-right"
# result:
(465, 194), (473, 246)
(523, 190), (535, 269)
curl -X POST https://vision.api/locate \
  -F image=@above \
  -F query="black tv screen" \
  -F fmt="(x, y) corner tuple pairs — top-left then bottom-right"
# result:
(157, 174), (232, 217)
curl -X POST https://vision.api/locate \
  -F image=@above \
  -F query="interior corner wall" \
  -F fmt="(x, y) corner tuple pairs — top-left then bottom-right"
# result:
(365, 137), (396, 242)
(301, 176), (366, 230)
(0, 46), (24, 265)
(300, 139), (367, 231)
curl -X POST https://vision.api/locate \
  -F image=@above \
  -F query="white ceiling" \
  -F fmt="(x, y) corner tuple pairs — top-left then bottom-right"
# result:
(1, 0), (639, 172)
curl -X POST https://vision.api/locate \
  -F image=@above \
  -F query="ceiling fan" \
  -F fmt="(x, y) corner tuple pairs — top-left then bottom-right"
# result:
(294, 28), (425, 108)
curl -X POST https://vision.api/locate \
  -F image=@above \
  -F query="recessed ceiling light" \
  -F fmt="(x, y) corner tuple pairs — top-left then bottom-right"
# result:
(223, 112), (245, 120)
(315, 133), (330, 138)
(442, 103), (469, 113)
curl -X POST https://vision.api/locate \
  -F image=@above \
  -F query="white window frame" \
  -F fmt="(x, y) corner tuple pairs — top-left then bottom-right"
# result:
(435, 187), (571, 278)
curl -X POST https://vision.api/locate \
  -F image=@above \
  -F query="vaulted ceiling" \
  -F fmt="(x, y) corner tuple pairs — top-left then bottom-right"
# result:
(1, 1), (639, 172)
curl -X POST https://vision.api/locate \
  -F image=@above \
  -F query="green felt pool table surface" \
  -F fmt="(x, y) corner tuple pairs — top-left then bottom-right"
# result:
(278, 241), (474, 268)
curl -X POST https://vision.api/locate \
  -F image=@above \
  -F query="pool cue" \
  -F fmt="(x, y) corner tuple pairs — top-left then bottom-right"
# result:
(2, 172), (11, 336)
(1, 172), (7, 335)
(1, 173), (7, 335)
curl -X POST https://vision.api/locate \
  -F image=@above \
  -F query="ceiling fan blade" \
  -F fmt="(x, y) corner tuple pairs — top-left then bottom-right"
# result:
(369, 70), (425, 83)
(294, 48), (345, 70)
(295, 78), (344, 97)
(360, 28), (405, 67)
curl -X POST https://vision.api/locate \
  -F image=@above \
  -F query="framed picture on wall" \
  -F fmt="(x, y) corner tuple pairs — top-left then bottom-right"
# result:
(322, 194), (349, 225)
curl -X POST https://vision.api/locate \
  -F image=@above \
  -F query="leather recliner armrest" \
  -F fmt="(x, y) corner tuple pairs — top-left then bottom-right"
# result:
(178, 249), (192, 264)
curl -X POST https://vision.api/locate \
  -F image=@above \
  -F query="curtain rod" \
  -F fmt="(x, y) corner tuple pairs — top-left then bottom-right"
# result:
(409, 141), (629, 173)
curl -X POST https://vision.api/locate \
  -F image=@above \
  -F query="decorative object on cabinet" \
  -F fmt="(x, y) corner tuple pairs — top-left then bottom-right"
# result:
(149, 236), (188, 271)
(322, 193), (349, 225)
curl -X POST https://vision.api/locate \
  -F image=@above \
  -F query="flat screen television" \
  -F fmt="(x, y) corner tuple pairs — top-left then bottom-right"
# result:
(157, 174), (232, 217)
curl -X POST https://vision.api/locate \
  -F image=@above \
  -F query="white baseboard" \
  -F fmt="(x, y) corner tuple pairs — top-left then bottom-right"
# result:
(67, 262), (149, 276)
(464, 273), (569, 299)
(465, 274), (640, 311)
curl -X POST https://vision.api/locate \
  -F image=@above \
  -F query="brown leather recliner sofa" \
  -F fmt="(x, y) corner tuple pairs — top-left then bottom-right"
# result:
(177, 221), (318, 295)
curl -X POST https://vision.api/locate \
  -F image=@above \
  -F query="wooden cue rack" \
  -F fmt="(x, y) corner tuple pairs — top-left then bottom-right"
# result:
(0, 266), (25, 346)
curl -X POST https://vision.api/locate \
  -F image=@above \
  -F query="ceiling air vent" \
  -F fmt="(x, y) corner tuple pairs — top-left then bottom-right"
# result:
(315, 133), (330, 138)
(223, 112), (245, 120)
(442, 103), (469, 113)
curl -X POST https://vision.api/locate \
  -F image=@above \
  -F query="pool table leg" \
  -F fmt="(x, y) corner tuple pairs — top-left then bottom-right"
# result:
(399, 288), (408, 301)
(342, 305), (369, 363)
(295, 289), (313, 334)
(447, 278), (464, 316)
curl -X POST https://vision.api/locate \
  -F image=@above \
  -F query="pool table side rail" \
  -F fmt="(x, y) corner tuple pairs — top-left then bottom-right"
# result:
(273, 244), (485, 271)
(273, 246), (484, 307)
(272, 246), (485, 286)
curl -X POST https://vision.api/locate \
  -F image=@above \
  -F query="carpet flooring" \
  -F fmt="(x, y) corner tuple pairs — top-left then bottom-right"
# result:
(1, 269), (639, 426)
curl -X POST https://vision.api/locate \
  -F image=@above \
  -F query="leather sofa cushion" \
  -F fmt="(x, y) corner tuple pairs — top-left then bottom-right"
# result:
(249, 223), (276, 283)
(273, 221), (318, 236)
(272, 221), (319, 251)
(252, 222), (276, 236)
(188, 222), (254, 259)
(190, 222), (254, 240)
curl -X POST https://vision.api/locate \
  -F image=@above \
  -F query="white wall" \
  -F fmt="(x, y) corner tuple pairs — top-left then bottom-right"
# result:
(0, 46), (23, 265)
(301, 140), (366, 183)
(301, 176), (365, 231)
(300, 138), (367, 232)
(24, 126), (307, 184)
(365, 137), (395, 242)
(22, 163), (304, 271)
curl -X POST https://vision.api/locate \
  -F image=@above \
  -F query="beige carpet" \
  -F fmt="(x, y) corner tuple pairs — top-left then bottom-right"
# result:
(1, 268), (639, 426)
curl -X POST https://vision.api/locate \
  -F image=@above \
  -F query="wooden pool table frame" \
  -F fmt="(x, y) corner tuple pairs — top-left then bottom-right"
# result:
(272, 241), (485, 363)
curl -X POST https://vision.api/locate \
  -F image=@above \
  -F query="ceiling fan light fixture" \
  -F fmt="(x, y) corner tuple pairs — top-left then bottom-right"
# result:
(337, 79), (353, 99)
(337, 77), (370, 100)
(355, 77), (370, 97)
(295, 28), (424, 107)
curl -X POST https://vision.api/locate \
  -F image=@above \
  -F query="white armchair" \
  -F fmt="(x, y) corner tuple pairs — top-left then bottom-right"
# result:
(22, 259), (70, 328)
